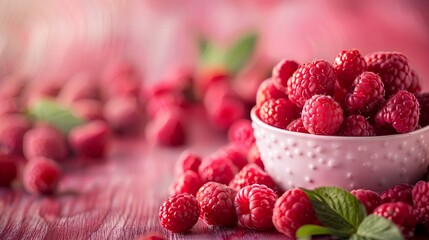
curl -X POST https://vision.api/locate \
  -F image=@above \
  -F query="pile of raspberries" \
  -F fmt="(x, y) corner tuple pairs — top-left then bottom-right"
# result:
(257, 50), (427, 136)
(159, 118), (429, 239)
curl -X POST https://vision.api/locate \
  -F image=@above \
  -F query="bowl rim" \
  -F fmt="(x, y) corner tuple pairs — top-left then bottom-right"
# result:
(250, 107), (429, 141)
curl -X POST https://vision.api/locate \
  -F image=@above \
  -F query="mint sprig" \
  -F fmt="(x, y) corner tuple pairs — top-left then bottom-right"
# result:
(28, 98), (85, 133)
(198, 32), (258, 76)
(297, 187), (404, 240)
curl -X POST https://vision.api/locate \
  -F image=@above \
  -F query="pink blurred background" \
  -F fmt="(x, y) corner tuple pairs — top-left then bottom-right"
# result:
(0, 0), (428, 89)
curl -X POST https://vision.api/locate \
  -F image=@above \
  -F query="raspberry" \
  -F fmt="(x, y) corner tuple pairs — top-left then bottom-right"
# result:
(198, 154), (237, 184)
(333, 49), (367, 90)
(287, 60), (336, 108)
(407, 70), (422, 94)
(146, 93), (186, 119)
(350, 189), (382, 214)
(286, 118), (309, 133)
(380, 183), (413, 205)
(255, 79), (288, 108)
(169, 170), (202, 196)
(338, 115), (375, 136)
(416, 92), (429, 127)
(272, 60), (299, 92)
(195, 68), (229, 97)
(23, 125), (68, 162)
(57, 72), (100, 104)
(145, 106), (186, 147)
(196, 181), (238, 226)
(272, 188), (319, 238)
(259, 98), (300, 130)
(216, 144), (248, 170)
(374, 90), (419, 134)
(175, 151), (202, 175)
(0, 153), (18, 186)
(23, 157), (61, 194)
(412, 181), (429, 223)
(302, 95), (344, 135)
(158, 193), (199, 232)
(365, 52), (411, 97)
(207, 97), (245, 130)
(0, 98), (21, 116)
(333, 82), (348, 109)
(229, 163), (276, 191)
(71, 99), (104, 121)
(247, 143), (265, 170)
(68, 120), (109, 159)
(228, 119), (255, 148)
(373, 202), (417, 238)
(235, 184), (278, 230)
(345, 72), (385, 116)
(0, 114), (31, 155)
(104, 96), (142, 135)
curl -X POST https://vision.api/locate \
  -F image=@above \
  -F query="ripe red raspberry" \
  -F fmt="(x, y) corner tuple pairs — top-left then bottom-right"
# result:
(235, 184), (278, 230)
(146, 93), (186, 119)
(272, 60), (299, 92)
(216, 144), (248, 170)
(338, 115), (375, 136)
(0, 114), (31, 155)
(407, 70), (422, 94)
(158, 193), (199, 232)
(71, 99), (104, 121)
(207, 97), (245, 130)
(57, 72), (100, 104)
(345, 72), (385, 116)
(286, 118), (309, 133)
(302, 95), (344, 135)
(333, 82), (348, 109)
(416, 92), (429, 127)
(23, 157), (61, 194)
(23, 125), (68, 162)
(333, 49), (367, 90)
(0, 153), (18, 186)
(229, 163), (276, 191)
(259, 98), (300, 130)
(0, 98), (21, 116)
(68, 120), (109, 159)
(365, 52), (412, 97)
(228, 119), (255, 149)
(169, 170), (202, 196)
(256, 79), (288, 107)
(104, 96), (142, 135)
(195, 68), (229, 97)
(175, 151), (202, 175)
(373, 202), (417, 238)
(198, 154), (237, 184)
(145, 106), (186, 147)
(287, 60), (336, 108)
(247, 143), (265, 170)
(412, 181), (429, 224)
(350, 189), (382, 214)
(196, 181), (238, 226)
(380, 183), (413, 205)
(374, 90), (419, 134)
(272, 188), (319, 238)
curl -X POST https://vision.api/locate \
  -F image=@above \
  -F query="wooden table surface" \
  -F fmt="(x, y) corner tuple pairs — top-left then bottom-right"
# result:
(0, 109), (290, 240)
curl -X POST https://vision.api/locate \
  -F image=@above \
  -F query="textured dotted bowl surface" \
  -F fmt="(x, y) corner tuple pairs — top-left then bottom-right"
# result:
(251, 108), (429, 192)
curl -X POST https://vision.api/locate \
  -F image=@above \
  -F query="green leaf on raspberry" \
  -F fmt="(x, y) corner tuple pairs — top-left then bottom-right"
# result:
(301, 187), (366, 235)
(296, 224), (333, 240)
(28, 98), (85, 133)
(223, 32), (258, 75)
(350, 215), (404, 240)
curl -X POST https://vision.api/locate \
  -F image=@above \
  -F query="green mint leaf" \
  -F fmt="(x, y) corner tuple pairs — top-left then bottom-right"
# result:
(223, 32), (258, 75)
(28, 98), (85, 133)
(198, 39), (227, 70)
(302, 187), (366, 236)
(296, 224), (333, 240)
(350, 215), (404, 240)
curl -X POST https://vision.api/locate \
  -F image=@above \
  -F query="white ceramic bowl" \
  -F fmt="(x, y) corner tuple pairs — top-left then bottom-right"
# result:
(251, 108), (429, 192)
